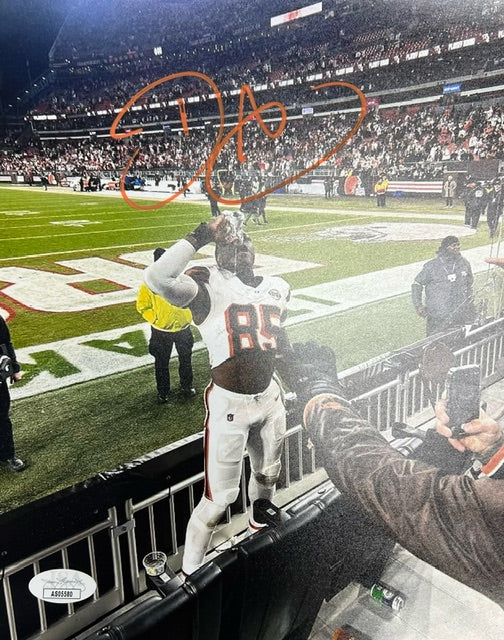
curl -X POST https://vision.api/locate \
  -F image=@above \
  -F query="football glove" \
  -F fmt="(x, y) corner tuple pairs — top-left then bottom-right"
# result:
(187, 222), (213, 250)
(276, 341), (346, 406)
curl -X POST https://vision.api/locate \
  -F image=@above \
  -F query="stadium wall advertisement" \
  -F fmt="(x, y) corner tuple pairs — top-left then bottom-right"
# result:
(0, 173), (444, 195)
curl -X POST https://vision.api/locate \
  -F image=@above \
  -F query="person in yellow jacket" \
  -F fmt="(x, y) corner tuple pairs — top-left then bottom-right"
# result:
(374, 174), (389, 207)
(137, 248), (196, 403)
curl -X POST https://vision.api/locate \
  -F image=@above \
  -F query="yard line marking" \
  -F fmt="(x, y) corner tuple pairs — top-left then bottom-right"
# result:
(0, 241), (180, 261)
(0, 214), (472, 260)
(3, 208), (466, 244)
(0, 216), (366, 244)
(0, 214), (40, 216)
(50, 220), (103, 227)
(3, 222), (199, 242)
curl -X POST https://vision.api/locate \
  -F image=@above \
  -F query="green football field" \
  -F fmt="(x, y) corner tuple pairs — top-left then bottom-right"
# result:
(0, 185), (500, 511)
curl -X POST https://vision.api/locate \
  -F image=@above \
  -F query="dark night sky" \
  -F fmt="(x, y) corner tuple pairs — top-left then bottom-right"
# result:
(0, 0), (71, 108)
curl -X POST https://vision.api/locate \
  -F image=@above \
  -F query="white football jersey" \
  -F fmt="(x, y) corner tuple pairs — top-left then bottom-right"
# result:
(186, 266), (290, 368)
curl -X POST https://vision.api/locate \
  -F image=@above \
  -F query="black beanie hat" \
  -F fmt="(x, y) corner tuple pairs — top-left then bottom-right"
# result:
(440, 236), (459, 250)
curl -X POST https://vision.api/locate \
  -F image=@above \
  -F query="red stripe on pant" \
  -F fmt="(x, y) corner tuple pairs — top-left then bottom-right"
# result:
(203, 381), (214, 501)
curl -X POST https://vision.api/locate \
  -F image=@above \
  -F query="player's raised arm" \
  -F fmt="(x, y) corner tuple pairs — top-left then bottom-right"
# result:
(144, 216), (228, 314)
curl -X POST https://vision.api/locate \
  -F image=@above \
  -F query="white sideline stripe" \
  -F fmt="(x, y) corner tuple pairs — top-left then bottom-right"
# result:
(10, 244), (496, 400)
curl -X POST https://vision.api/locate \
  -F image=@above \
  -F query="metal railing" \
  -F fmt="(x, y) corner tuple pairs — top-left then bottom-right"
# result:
(2, 509), (123, 640)
(1, 320), (503, 640)
(124, 420), (317, 596)
(353, 320), (504, 431)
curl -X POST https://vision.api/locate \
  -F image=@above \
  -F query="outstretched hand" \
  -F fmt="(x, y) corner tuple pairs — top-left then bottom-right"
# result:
(435, 399), (502, 454)
(485, 257), (504, 269)
(276, 341), (345, 406)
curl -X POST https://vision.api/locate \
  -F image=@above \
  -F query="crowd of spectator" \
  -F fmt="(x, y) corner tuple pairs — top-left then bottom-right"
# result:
(3, 100), (504, 183)
(48, 0), (503, 69)
(18, 0), (504, 134)
(3, 0), (504, 188)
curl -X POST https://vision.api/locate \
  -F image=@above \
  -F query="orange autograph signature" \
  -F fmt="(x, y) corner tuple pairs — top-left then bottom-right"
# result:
(109, 72), (367, 210)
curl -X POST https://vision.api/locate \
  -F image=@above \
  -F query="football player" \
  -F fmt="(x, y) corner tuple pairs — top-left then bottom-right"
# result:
(144, 213), (291, 575)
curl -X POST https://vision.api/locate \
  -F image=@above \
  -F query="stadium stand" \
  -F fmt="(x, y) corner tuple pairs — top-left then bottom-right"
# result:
(0, 1), (498, 120)
(2, 101), (504, 186)
(1, 2), (504, 638)
(3, 0), (504, 189)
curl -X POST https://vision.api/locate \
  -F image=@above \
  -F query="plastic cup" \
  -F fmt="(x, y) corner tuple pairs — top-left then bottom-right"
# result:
(142, 551), (167, 576)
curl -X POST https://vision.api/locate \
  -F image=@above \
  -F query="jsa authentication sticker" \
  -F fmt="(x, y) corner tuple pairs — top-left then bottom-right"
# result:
(28, 569), (97, 603)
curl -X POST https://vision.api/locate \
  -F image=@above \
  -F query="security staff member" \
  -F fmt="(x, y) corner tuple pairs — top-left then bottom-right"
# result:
(374, 174), (389, 207)
(136, 249), (196, 402)
(412, 236), (475, 335)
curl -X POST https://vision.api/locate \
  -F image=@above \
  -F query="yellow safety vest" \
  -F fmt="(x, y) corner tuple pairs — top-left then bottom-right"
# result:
(136, 282), (192, 331)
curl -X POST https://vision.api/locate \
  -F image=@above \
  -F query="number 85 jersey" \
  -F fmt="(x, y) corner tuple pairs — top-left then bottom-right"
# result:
(186, 266), (290, 368)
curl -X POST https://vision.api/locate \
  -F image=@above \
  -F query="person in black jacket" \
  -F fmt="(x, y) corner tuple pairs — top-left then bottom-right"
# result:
(0, 316), (25, 472)
(411, 236), (476, 335)
(465, 181), (489, 229)
(486, 179), (503, 238)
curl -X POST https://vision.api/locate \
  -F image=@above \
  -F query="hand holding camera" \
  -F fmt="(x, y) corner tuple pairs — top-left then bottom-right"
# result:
(435, 366), (502, 456)
(444, 365), (481, 438)
(211, 212), (245, 245)
(190, 213), (245, 250)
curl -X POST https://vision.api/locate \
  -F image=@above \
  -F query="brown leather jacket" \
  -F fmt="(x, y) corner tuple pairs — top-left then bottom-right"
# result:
(304, 393), (504, 608)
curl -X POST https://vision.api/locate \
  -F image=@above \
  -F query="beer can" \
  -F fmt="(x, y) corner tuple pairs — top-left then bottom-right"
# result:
(369, 581), (405, 612)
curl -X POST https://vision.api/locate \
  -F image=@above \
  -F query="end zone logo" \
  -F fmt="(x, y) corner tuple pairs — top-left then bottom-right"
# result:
(0, 305), (14, 321)
(317, 222), (475, 243)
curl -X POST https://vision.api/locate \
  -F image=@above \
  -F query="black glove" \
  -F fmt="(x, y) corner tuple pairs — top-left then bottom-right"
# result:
(276, 342), (347, 406)
(187, 222), (213, 250)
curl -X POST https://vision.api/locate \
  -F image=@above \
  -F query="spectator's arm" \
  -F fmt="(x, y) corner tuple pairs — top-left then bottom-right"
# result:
(411, 281), (426, 315)
(303, 394), (504, 604)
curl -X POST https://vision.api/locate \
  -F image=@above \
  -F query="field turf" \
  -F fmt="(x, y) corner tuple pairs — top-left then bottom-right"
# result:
(0, 185), (499, 511)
